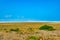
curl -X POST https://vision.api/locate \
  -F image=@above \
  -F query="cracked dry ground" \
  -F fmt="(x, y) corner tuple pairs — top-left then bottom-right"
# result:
(0, 22), (60, 40)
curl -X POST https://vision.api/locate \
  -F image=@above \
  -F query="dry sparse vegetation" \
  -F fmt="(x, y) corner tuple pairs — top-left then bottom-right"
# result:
(0, 22), (60, 40)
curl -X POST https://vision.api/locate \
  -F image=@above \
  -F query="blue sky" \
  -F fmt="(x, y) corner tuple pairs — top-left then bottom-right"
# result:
(0, 0), (60, 21)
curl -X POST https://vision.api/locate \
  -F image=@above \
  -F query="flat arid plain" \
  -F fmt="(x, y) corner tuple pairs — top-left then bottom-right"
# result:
(0, 22), (60, 40)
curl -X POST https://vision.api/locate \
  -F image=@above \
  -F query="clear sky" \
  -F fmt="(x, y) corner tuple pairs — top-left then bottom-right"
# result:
(0, 0), (60, 21)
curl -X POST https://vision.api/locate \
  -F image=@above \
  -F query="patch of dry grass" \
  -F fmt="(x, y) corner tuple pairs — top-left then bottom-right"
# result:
(0, 22), (60, 40)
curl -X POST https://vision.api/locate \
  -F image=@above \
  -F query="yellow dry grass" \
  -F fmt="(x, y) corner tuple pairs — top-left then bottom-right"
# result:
(0, 22), (60, 40)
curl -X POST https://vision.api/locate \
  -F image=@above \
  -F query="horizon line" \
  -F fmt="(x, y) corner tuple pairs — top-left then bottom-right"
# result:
(0, 21), (60, 23)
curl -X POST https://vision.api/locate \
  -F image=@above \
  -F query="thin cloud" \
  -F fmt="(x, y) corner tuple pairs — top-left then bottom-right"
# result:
(4, 15), (12, 18)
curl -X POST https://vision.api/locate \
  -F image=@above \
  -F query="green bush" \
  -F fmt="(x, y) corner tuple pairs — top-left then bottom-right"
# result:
(10, 28), (19, 32)
(39, 25), (55, 31)
(26, 36), (39, 40)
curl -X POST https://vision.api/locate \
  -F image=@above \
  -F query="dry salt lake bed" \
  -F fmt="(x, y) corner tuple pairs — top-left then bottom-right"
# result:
(0, 22), (60, 40)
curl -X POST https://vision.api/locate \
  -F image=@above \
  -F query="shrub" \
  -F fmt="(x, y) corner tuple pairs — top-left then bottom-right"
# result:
(39, 25), (55, 31)
(26, 36), (39, 40)
(28, 27), (33, 32)
(10, 28), (19, 32)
